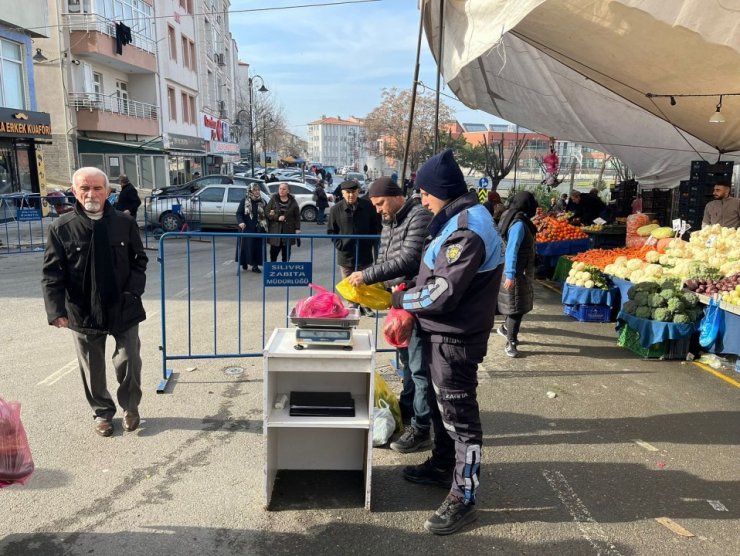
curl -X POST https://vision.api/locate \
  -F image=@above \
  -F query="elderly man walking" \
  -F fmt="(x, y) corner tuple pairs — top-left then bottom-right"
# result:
(42, 167), (148, 437)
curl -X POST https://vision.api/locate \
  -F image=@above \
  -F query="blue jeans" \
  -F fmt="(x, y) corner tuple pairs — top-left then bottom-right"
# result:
(397, 324), (431, 432)
(316, 207), (326, 224)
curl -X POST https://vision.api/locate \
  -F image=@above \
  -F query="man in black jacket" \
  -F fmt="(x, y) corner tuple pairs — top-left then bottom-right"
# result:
(42, 167), (148, 437)
(115, 174), (141, 220)
(327, 180), (381, 315)
(347, 177), (432, 452)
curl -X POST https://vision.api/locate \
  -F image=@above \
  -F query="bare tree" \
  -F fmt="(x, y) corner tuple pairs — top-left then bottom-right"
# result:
(364, 88), (454, 174)
(459, 134), (529, 191)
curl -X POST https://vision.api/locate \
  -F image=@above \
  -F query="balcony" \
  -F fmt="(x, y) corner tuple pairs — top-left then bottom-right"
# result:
(64, 13), (156, 73)
(69, 92), (159, 136)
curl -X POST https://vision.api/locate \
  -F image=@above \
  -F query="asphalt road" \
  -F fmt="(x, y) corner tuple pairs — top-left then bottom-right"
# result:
(1, 233), (738, 556)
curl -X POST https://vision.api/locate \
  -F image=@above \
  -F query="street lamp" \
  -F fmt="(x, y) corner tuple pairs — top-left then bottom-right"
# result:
(247, 75), (268, 177)
(263, 116), (274, 171)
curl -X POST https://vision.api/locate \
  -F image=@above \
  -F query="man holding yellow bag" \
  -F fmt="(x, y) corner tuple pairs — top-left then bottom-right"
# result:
(347, 177), (433, 453)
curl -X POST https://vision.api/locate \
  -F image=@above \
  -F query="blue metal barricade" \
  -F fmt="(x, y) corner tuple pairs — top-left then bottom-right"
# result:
(156, 230), (392, 392)
(0, 193), (74, 255)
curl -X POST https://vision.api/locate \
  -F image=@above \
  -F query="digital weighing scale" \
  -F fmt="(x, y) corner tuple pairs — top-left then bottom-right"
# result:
(289, 308), (360, 350)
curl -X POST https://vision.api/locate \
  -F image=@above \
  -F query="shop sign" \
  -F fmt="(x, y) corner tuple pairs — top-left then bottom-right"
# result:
(0, 108), (52, 138)
(167, 133), (206, 152)
(199, 112), (230, 142)
(209, 140), (240, 154)
(264, 262), (312, 287)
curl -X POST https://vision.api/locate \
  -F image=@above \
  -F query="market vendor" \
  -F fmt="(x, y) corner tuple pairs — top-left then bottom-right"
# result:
(702, 183), (740, 228)
(568, 190), (607, 225)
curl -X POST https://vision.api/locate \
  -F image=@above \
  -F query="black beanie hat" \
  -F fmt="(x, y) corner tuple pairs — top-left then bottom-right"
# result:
(368, 177), (403, 198)
(415, 149), (467, 200)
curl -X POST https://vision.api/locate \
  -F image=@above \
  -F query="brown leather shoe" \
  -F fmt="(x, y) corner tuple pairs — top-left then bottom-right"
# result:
(95, 418), (113, 437)
(123, 410), (140, 432)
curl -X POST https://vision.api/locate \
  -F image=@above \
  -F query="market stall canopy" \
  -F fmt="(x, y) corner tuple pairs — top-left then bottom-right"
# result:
(422, 0), (740, 186)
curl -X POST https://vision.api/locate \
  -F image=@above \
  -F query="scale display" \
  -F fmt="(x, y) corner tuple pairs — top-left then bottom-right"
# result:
(294, 328), (353, 350)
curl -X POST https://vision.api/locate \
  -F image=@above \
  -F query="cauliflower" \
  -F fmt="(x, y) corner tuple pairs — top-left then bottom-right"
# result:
(651, 307), (673, 322)
(648, 293), (667, 308)
(645, 250), (661, 263)
(666, 298), (685, 313)
(635, 306), (652, 319)
(626, 259), (643, 271)
(673, 313), (690, 324)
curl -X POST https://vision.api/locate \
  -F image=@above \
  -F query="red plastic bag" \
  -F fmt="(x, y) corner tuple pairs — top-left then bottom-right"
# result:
(0, 397), (34, 488)
(383, 307), (415, 348)
(294, 284), (349, 318)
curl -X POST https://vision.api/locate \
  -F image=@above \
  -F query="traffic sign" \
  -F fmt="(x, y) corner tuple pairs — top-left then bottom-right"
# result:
(478, 177), (489, 189)
(477, 189), (488, 203)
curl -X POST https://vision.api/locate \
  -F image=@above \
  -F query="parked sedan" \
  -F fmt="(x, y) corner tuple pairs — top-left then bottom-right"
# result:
(146, 183), (270, 232)
(151, 175), (267, 199)
(265, 181), (334, 222)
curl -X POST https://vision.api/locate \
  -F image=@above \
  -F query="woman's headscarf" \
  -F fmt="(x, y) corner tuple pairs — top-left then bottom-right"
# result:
(249, 183), (262, 200)
(498, 191), (538, 239)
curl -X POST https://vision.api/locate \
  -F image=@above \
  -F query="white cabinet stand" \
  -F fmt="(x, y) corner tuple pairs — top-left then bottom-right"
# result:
(263, 328), (375, 510)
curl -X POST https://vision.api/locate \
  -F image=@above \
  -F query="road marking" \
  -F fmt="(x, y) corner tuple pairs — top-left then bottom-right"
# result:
(543, 469), (622, 555)
(632, 439), (659, 452)
(222, 260), (233, 266)
(37, 359), (77, 386)
(692, 361), (740, 389)
(174, 288), (189, 297)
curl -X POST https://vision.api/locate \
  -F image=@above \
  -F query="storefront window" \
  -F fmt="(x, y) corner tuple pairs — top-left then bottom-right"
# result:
(79, 153), (105, 172)
(0, 38), (26, 110)
(123, 155), (137, 185)
(108, 156), (121, 178)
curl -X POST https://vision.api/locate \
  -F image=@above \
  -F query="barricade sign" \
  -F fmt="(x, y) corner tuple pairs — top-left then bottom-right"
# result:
(16, 207), (42, 222)
(477, 188), (488, 203)
(264, 262), (312, 287)
(478, 177), (489, 189)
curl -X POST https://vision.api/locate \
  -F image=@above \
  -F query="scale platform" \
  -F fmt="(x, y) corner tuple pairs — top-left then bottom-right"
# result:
(289, 308), (360, 350)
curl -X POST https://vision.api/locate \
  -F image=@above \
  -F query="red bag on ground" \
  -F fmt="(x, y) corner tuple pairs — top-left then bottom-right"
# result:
(294, 284), (349, 318)
(0, 397), (34, 488)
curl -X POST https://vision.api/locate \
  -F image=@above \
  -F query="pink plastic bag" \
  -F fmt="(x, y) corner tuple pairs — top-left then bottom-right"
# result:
(383, 307), (415, 348)
(295, 284), (349, 318)
(0, 397), (34, 488)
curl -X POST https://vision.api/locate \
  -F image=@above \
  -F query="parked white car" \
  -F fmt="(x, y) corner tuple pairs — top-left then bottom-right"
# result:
(146, 184), (270, 232)
(264, 181), (335, 222)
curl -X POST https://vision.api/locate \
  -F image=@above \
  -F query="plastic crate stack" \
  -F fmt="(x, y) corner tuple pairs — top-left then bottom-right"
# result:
(610, 179), (638, 217)
(640, 188), (674, 225)
(677, 160), (734, 232)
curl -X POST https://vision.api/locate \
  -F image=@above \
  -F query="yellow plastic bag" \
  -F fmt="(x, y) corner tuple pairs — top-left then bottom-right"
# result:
(335, 278), (392, 310)
(373, 372), (401, 433)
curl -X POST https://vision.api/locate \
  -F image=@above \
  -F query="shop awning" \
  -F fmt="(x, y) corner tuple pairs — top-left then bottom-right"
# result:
(78, 137), (165, 154)
(281, 156), (306, 164)
(421, 0), (740, 186)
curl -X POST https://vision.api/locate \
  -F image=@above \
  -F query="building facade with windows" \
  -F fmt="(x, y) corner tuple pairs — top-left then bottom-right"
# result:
(157, 0), (206, 185)
(36, 0), (165, 190)
(307, 116), (366, 171)
(0, 2), (52, 197)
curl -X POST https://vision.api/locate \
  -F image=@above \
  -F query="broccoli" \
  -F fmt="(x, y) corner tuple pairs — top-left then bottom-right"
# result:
(681, 291), (699, 308)
(652, 307), (673, 322)
(635, 306), (652, 319)
(634, 291), (649, 307)
(666, 298), (685, 313)
(627, 287), (637, 300)
(634, 282), (659, 294)
(685, 307), (703, 322)
(673, 313), (691, 324)
(659, 288), (676, 301)
(623, 300), (638, 315)
(659, 278), (680, 290)
(648, 293), (667, 308)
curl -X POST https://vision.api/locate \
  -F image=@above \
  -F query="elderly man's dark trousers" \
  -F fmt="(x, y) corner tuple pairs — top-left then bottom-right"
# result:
(424, 338), (485, 504)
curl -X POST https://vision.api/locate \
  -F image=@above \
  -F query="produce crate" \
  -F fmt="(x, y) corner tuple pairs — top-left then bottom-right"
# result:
(564, 304), (612, 323)
(617, 324), (691, 360)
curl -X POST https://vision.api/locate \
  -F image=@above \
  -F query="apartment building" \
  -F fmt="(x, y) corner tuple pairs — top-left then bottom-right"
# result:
(157, 0), (205, 184)
(307, 116), (366, 170)
(0, 1), (51, 197)
(194, 0), (240, 175)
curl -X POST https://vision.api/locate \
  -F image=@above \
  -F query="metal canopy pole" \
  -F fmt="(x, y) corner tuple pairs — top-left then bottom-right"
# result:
(432, 0), (444, 153)
(401, 1), (426, 187)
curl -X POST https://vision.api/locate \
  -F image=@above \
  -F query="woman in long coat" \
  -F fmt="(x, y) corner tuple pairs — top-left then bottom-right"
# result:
(497, 191), (538, 358)
(236, 183), (268, 272)
(265, 183), (301, 262)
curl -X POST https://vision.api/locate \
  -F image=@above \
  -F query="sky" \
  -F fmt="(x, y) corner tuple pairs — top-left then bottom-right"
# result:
(229, 0), (508, 138)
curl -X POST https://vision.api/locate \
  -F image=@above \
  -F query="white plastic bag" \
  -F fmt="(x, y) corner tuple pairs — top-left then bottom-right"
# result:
(372, 399), (395, 447)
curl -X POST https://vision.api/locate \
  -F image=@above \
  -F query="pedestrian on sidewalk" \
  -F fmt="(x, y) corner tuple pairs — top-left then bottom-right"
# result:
(41, 167), (148, 437)
(497, 191), (538, 358)
(115, 174), (141, 220)
(236, 183), (267, 273)
(313, 180), (329, 225)
(391, 149), (504, 535)
(266, 183), (300, 262)
(346, 177), (433, 451)
(327, 180), (382, 317)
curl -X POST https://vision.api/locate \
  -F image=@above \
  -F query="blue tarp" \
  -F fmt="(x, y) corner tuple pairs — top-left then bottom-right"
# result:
(536, 239), (590, 267)
(616, 310), (698, 348)
(705, 308), (740, 356)
(562, 283), (618, 307)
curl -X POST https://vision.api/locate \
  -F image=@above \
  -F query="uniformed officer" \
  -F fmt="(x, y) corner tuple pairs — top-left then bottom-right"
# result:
(391, 149), (504, 535)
